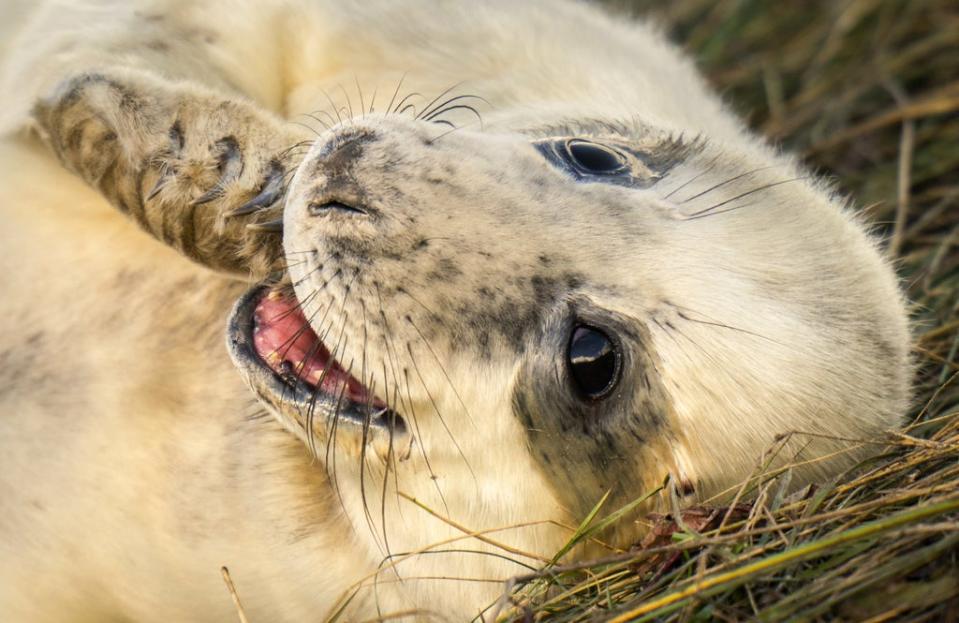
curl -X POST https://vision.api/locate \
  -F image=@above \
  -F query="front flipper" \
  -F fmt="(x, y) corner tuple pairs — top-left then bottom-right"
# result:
(32, 71), (311, 276)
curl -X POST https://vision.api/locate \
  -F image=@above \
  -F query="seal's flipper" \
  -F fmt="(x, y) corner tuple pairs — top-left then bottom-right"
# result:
(32, 70), (309, 277)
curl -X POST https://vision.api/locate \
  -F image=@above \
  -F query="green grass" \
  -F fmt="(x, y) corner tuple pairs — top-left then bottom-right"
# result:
(495, 1), (959, 620)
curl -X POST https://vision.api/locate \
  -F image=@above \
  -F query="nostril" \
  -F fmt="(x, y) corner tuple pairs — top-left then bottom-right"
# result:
(308, 201), (368, 217)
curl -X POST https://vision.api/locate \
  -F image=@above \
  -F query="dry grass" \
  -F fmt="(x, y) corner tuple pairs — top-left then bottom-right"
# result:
(492, 1), (959, 620)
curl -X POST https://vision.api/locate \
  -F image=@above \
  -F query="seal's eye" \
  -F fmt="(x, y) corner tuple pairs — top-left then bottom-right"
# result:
(568, 325), (620, 399)
(565, 140), (627, 175)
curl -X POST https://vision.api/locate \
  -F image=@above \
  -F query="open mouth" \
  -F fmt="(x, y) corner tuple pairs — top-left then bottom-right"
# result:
(227, 285), (405, 434)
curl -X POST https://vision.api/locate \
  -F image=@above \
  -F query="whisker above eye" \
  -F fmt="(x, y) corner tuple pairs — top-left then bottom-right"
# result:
(661, 152), (723, 200)
(684, 176), (810, 218)
(677, 164), (783, 205)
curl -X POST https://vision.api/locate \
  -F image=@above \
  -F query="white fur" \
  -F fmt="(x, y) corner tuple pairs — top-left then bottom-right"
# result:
(0, 1), (910, 620)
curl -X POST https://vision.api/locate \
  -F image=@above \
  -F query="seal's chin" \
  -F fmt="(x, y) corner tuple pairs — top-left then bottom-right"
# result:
(227, 285), (405, 435)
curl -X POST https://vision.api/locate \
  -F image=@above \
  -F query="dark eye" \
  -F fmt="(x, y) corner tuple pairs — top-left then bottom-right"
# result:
(565, 140), (627, 175)
(567, 325), (620, 399)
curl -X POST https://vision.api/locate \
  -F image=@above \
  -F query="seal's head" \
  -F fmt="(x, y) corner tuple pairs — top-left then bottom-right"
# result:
(228, 113), (910, 573)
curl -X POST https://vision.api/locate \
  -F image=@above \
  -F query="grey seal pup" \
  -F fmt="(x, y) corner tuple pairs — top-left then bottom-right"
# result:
(0, 0), (910, 619)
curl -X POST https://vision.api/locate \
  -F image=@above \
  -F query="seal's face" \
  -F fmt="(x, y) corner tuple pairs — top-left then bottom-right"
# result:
(228, 114), (908, 556)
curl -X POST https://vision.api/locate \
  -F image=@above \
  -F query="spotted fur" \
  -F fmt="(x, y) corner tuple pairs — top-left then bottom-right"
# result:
(0, 0), (911, 620)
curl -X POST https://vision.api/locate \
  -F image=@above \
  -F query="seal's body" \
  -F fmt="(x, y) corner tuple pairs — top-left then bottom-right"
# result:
(0, 1), (910, 620)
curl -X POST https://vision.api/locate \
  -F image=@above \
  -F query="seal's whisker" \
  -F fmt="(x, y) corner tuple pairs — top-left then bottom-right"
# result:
(305, 359), (324, 459)
(302, 309), (340, 459)
(369, 357), (406, 547)
(379, 548), (538, 573)
(385, 72), (408, 117)
(662, 152), (723, 200)
(268, 294), (335, 413)
(327, 378), (352, 528)
(301, 271), (358, 467)
(368, 281), (417, 532)
(320, 305), (357, 519)
(367, 85), (378, 116)
(655, 317), (727, 371)
(351, 354), (389, 555)
(400, 368), (451, 518)
(372, 286), (416, 427)
(273, 154), (309, 179)
(271, 293), (332, 363)
(272, 257), (308, 272)
(423, 94), (492, 116)
(678, 164), (782, 205)
(383, 359), (406, 525)
(668, 303), (780, 344)
(373, 285), (452, 517)
(427, 118), (483, 144)
(292, 264), (335, 291)
(294, 338), (328, 460)
(371, 547), (537, 614)
(685, 176), (810, 218)
(406, 340), (478, 487)
(275, 151), (309, 174)
(319, 87), (344, 125)
(372, 377), (400, 574)
(284, 296), (338, 416)
(352, 520), (560, 613)
(282, 167), (303, 187)
(276, 139), (316, 158)
(242, 407), (272, 423)
(286, 119), (321, 137)
(685, 201), (762, 220)
(306, 108), (340, 130)
(290, 330), (325, 394)
(397, 294), (477, 430)
(337, 83), (355, 121)
(269, 285), (321, 323)
(425, 103), (484, 131)
(300, 112), (332, 132)
(423, 95), (490, 129)
(291, 252), (338, 288)
(358, 299), (392, 555)
(354, 75), (366, 120)
(416, 82), (466, 121)
(392, 91), (423, 116)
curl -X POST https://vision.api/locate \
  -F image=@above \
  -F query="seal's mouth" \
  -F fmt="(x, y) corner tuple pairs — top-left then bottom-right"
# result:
(228, 285), (405, 434)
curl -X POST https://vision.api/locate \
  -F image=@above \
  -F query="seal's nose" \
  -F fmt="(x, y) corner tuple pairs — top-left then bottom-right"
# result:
(308, 200), (367, 217)
(318, 128), (376, 175)
(307, 128), (378, 217)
